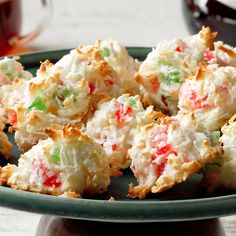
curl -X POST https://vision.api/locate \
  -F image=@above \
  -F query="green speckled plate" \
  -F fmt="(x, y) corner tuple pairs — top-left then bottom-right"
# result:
(0, 48), (236, 222)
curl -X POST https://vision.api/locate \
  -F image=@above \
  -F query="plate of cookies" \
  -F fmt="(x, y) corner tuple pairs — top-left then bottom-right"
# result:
(0, 27), (236, 222)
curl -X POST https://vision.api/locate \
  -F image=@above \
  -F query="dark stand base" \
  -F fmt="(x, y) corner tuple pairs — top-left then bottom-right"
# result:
(36, 216), (226, 236)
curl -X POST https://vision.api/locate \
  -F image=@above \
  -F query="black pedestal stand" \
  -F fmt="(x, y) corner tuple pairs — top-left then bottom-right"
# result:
(36, 216), (225, 236)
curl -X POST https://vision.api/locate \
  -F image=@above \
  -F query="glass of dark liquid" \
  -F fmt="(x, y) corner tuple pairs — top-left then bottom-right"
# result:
(0, 0), (52, 56)
(182, 0), (236, 46)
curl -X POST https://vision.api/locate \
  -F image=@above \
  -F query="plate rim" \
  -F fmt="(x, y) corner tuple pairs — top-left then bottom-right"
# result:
(0, 185), (236, 222)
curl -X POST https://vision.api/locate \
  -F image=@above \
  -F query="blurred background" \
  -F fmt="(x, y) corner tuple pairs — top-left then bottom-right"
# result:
(5, 0), (189, 55)
(1, 0), (236, 56)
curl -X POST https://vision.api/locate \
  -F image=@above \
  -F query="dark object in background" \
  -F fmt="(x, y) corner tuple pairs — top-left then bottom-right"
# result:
(36, 216), (226, 236)
(0, 0), (22, 56)
(182, 0), (236, 46)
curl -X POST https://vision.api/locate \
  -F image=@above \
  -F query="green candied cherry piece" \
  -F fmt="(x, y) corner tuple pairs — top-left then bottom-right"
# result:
(26, 97), (47, 112)
(102, 47), (111, 57)
(210, 131), (221, 146)
(127, 97), (137, 108)
(157, 60), (181, 85)
(212, 131), (221, 140)
(59, 87), (72, 98)
(51, 148), (60, 163)
(61, 88), (71, 98)
(57, 88), (72, 101)
(0, 61), (12, 76)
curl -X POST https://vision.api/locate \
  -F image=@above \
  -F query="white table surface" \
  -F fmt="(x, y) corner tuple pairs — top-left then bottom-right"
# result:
(1, 0), (236, 235)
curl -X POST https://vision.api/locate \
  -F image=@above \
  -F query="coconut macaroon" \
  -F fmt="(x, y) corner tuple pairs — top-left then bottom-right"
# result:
(202, 114), (236, 192)
(0, 57), (32, 124)
(0, 124), (110, 197)
(0, 57), (32, 110)
(128, 115), (219, 199)
(178, 62), (236, 133)
(84, 94), (158, 171)
(2, 70), (90, 151)
(35, 44), (129, 98)
(95, 39), (140, 95)
(135, 27), (216, 115)
(0, 57), (32, 86)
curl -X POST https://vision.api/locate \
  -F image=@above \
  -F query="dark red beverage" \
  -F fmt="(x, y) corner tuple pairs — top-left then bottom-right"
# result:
(182, 0), (236, 46)
(0, 0), (22, 56)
